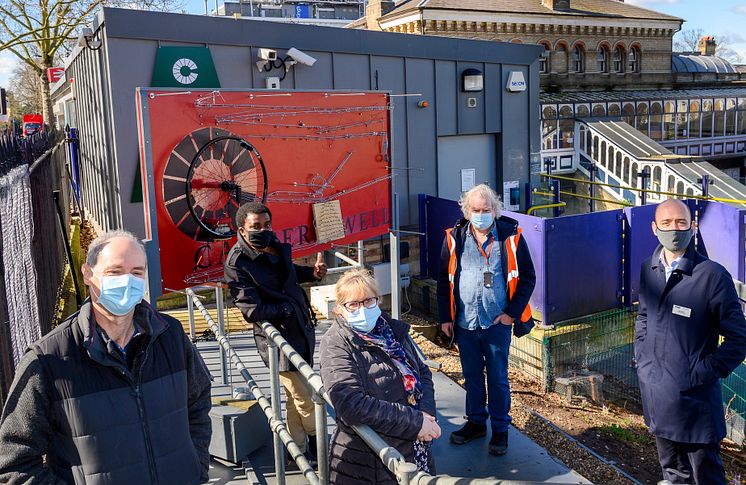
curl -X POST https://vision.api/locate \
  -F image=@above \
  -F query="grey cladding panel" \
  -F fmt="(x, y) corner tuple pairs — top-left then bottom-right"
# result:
(405, 58), (437, 223)
(500, 65), (530, 206)
(484, 63), (502, 133)
(293, 51), (333, 89)
(457, 61), (485, 135)
(332, 53), (370, 90)
(211, 45), (253, 88)
(435, 61), (457, 136)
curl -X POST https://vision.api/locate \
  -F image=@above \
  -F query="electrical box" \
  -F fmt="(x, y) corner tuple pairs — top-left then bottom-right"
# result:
(209, 400), (271, 464)
(265, 77), (280, 89)
(370, 262), (410, 296)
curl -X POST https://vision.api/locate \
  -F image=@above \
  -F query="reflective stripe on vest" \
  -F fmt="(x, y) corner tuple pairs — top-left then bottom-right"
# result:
(445, 226), (532, 323)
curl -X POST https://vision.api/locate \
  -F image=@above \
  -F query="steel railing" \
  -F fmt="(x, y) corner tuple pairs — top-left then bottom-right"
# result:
(185, 286), (579, 485)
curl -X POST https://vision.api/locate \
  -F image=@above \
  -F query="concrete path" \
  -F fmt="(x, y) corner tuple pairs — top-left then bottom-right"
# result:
(196, 322), (590, 484)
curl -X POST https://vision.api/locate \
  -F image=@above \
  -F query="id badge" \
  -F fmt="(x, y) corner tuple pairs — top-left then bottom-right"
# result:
(483, 271), (493, 288)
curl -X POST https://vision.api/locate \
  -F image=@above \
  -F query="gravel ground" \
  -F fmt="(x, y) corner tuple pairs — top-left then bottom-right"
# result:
(401, 312), (746, 485)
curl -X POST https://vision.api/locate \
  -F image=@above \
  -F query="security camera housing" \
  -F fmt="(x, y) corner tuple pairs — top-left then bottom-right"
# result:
(287, 48), (317, 67)
(258, 48), (278, 61)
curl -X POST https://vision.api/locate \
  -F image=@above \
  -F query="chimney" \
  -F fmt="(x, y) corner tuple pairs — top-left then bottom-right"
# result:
(366, 0), (396, 31)
(698, 36), (717, 56)
(541, 0), (571, 10)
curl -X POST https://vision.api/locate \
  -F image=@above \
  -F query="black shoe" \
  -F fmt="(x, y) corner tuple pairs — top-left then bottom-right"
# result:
(450, 421), (487, 445)
(488, 431), (508, 455)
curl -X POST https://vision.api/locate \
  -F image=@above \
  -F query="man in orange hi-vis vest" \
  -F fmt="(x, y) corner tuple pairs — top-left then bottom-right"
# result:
(436, 184), (536, 456)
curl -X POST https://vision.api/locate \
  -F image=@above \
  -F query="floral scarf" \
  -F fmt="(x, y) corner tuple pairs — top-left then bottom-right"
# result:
(357, 317), (432, 473)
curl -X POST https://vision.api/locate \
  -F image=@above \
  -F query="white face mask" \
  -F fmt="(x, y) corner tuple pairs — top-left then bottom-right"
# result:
(346, 305), (382, 333)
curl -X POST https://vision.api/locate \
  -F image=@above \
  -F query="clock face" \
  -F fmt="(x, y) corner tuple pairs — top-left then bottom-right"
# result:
(161, 127), (266, 241)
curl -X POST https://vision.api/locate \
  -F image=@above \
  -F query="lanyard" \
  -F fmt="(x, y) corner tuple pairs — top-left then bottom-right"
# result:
(471, 227), (494, 268)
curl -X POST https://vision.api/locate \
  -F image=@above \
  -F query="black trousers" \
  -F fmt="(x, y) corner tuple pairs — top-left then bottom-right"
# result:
(655, 436), (726, 485)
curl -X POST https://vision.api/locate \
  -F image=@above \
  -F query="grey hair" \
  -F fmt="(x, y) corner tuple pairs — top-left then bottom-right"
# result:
(86, 230), (147, 268)
(459, 184), (503, 219)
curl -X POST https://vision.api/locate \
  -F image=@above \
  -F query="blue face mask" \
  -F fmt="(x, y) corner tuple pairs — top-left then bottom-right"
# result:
(346, 304), (382, 333)
(471, 212), (494, 231)
(96, 274), (146, 316)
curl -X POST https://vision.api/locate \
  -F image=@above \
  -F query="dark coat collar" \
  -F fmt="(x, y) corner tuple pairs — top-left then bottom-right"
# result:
(237, 231), (288, 262)
(78, 299), (168, 364)
(650, 240), (697, 276)
(453, 215), (520, 242)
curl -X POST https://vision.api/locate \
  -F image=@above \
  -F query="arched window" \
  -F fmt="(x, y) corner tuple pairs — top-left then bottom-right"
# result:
(631, 162), (639, 187)
(667, 175), (675, 193)
(597, 45), (609, 73)
(623, 103), (635, 125)
(579, 126), (586, 151)
(586, 130), (593, 155)
(542, 106), (558, 150)
(650, 102), (663, 141)
(653, 166), (662, 192)
(686, 188), (694, 196)
(628, 46), (640, 73)
(608, 146), (615, 172)
(623, 157), (630, 183)
(608, 104), (621, 118)
(676, 181), (684, 197)
(559, 106), (574, 148)
(539, 42), (551, 74)
(592, 104), (607, 117)
(572, 45), (585, 73)
(593, 136), (599, 160)
(614, 46), (625, 73)
(555, 42), (569, 74)
(601, 141), (607, 166)
(636, 103), (649, 135)
(576, 105), (590, 118)
(615, 152), (622, 178)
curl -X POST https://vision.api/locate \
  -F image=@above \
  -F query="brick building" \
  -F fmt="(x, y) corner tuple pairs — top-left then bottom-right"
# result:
(352, 0), (683, 92)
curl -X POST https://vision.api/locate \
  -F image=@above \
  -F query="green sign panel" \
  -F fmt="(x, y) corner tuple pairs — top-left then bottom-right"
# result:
(151, 46), (220, 88)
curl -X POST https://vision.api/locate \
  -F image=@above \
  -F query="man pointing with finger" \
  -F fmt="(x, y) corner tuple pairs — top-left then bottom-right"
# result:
(224, 202), (327, 463)
(437, 184), (536, 456)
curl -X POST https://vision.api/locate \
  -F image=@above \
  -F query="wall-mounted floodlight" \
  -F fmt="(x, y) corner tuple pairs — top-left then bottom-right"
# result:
(77, 27), (102, 51)
(462, 68), (483, 92)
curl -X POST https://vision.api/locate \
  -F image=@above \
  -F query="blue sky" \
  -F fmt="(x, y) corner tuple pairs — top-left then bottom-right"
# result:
(1, 0), (745, 89)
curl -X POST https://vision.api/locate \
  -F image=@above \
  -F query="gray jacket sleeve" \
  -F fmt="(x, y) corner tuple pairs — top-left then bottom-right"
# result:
(184, 333), (213, 482)
(0, 350), (66, 484)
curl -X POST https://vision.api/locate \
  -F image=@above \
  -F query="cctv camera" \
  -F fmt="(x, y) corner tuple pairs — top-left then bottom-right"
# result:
(286, 47), (317, 67)
(258, 48), (277, 61)
(77, 27), (94, 48)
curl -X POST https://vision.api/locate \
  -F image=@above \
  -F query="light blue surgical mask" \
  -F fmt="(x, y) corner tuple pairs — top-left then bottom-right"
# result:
(96, 274), (146, 316)
(346, 305), (382, 333)
(470, 212), (494, 231)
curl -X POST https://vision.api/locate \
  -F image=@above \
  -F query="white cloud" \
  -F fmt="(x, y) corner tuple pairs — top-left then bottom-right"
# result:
(0, 54), (19, 86)
(734, 5), (746, 14)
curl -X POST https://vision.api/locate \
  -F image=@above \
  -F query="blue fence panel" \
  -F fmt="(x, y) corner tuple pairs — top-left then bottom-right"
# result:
(543, 210), (624, 324)
(694, 200), (746, 283)
(505, 211), (547, 324)
(418, 194), (462, 279)
(624, 204), (659, 304)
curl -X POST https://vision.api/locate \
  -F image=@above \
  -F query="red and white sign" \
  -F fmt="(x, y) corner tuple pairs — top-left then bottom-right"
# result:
(47, 67), (65, 83)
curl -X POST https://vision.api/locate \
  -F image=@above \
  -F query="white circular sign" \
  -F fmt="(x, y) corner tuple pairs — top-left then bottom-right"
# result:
(172, 58), (199, 85)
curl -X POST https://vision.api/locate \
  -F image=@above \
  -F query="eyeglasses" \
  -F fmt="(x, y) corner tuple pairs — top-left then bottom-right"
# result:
(342, 297), (379, 312)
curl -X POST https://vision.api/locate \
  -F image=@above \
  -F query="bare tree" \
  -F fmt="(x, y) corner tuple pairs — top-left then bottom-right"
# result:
(674, 28), (743, 63)
(8, 62), (43, 118)
(0, 0), (186, 131)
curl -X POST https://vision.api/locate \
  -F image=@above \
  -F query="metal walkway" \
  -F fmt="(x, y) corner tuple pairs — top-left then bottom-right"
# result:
(198, 322), (590, 484)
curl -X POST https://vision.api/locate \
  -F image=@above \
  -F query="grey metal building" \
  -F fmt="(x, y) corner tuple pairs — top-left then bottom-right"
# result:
(53, 7), (542, 237)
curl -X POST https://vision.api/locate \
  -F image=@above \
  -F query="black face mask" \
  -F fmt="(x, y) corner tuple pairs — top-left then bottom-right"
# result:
(244, 229), (275, 250)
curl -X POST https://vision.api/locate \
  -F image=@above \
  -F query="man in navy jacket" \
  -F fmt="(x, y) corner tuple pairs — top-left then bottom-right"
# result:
(636, 198), (746, 485)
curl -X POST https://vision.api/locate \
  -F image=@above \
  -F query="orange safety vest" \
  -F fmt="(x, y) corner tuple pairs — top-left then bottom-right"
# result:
(445, 226), (533, 324)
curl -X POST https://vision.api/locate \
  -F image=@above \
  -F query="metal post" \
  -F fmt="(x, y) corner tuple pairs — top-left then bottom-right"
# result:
(268, 341), (286, 485)
(639, 167), (650, 205)
(215, 286), (228, 385)
(700, 174), (710, 198)
(390, 193), (401, 319)
(313, 393), (329, 485)
(552, 180), (561, 218)
(357, 240), (365, 267)
(187, 292), (196, 340)
(588, 163), (597, 213)
(397, 462), (418, 485)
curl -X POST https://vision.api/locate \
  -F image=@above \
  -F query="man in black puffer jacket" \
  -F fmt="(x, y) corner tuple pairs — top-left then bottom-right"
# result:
(0, 230), (213, 484)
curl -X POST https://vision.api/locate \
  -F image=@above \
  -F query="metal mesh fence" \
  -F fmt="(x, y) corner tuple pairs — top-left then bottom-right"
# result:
(509, 308), (746, 444)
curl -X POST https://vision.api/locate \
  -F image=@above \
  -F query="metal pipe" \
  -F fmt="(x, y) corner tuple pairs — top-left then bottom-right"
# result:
(187, 294), (196, 340)
(185, 289), (318, 484)
(268, 341), (286, 485)
(390, 192), (401, 319)
(588, 163), (597, 213)
(313, 393), (330, 485)
(333, 251), (359, 267)
(527, 202), (566, 215)
(532, 189), (633, 207)
(215, 286), (228, 385)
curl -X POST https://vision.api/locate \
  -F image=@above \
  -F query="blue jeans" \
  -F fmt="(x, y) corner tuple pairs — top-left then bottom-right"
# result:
(455, 323), (512, 433)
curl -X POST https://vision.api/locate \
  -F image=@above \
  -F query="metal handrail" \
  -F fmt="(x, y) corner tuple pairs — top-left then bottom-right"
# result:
(186, 287), (577, 485)
(527, 202), (566, 215)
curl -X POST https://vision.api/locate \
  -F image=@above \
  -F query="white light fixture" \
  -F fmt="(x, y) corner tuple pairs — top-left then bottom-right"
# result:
(462, 68), (483, 92)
